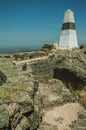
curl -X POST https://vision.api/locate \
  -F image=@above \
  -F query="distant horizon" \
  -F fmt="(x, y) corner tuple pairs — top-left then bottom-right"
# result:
(0, 0), (86, 49)
(0, 40), (85, 54)
(0, 39), (85, 48)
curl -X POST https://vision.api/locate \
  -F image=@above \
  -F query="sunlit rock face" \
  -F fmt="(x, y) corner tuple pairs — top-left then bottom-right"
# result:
(0, 58), (43, 130)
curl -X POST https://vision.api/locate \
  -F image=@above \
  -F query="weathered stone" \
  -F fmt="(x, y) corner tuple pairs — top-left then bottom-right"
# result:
(0, 48), (86, 130)
(31, 49), (86, 90)
(42, 79), (77, 109)
(19, 100), (34, 115)
(0, 108), (10, 129)
(15, 116), (30, 130)
(53, 49), (86, 90)
(71, 110), (86, 130)
(0, 58), (42, 130)
(38, 79), (86, 130)
(31, 58), (55, 82)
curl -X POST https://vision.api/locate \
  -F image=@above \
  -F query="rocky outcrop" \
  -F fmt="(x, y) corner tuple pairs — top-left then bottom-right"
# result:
(38, 79), (86, 130)
(31, 58), (55, 82)
(30, 48), (86, 129)
(0, 48), (86, 130)
(31, 49), (86, 90)
(54, 49), (86, 90)
(40, 44), (54, 53)
(0, 58), (43, 130)
(39, 79), (77, 109)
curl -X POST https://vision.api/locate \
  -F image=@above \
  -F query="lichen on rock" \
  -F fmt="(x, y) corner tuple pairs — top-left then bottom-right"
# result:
(0, 58), (43, 130)
(0, 47), (86, 130)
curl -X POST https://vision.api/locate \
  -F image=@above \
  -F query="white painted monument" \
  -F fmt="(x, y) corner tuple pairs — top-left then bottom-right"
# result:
(59, 9), (79, 48)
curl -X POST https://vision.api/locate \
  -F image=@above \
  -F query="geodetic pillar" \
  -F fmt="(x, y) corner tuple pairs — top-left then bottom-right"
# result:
(59, 9), (78, 48)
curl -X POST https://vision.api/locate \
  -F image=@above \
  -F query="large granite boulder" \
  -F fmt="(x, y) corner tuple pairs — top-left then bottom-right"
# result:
(0, 58), (43, 130)
(31, 48), (86, 90)
(38, 79), (86, 130)
(53, 49), (86, 90)
(41, 79), (77, 109)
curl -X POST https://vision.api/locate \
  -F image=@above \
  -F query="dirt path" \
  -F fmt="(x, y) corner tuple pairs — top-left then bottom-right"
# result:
(12, 56), (48, 64)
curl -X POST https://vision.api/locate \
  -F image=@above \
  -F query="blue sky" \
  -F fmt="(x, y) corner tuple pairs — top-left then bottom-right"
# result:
(0, 0), (86, 49)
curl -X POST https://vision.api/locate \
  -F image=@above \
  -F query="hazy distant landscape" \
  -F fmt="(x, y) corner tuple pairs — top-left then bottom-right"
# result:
(0, 41), (84, 53)
(0, 43), (44, 53)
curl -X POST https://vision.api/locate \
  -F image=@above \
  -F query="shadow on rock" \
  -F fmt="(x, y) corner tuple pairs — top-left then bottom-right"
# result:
(0, 71), (7, 86)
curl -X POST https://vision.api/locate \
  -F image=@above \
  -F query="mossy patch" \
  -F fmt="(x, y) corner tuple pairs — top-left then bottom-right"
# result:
(74, 88), (86, 109)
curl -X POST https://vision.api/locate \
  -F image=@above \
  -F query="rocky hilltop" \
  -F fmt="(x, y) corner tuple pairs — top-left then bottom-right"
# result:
(31, 47), (86, 130)
(0, 46), (86, 130)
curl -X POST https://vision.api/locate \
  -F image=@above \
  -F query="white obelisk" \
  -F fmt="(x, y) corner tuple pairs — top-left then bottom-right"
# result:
(59, 9), (78, 48)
